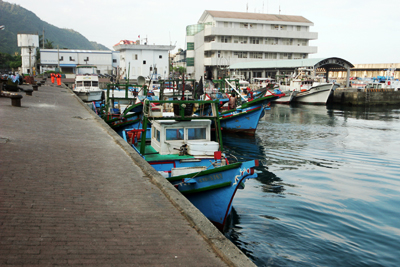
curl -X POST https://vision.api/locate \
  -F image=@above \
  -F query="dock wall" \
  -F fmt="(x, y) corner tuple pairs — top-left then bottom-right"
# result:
(332, 88), (400, 106)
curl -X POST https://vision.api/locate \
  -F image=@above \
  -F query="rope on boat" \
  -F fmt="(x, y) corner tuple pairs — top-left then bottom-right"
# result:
(175, 161), (216, 186)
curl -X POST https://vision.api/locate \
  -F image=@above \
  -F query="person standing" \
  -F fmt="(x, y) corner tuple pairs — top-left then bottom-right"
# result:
(56, 73), (61, 86)
(50, 72), (55, 84)
(228, 93), (237, 110)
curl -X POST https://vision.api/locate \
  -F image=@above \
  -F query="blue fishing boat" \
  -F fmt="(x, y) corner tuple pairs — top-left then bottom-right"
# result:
(121, 99), (258, 231)
(100, 79), (150, 130)
(199, 83), (281, 134)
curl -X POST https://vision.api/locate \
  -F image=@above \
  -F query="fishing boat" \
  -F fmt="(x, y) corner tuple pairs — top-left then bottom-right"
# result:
(122, 99), (258, 231)
(99, 77), (150, 130)
(294, 83), (339, 104)
(211, 79), (280, 134)
(279, 68), (338, 105)
(73, 74), (102, 102)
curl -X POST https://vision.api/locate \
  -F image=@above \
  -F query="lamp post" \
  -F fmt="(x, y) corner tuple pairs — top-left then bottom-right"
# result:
(28, 46), (32, 77)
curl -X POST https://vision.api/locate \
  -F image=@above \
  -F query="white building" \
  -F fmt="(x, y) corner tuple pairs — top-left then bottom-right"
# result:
(17, 34), (39, 74)
(113, 40), (175, 81)
(186, 10), (318, 80)
(40, 49), (119, 74)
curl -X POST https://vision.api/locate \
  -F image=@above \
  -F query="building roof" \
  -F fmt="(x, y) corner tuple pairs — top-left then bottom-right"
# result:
(229, 58), (354, 70)
(204, 10), (312, 24)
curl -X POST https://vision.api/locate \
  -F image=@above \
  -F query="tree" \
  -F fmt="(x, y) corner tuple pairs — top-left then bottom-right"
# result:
(174, 66), (186, 76)
(44, 39), (54, 49)
(0, 52), (21, 71)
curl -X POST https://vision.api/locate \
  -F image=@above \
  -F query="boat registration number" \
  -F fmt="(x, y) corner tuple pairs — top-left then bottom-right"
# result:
(198, 173), (223, 183)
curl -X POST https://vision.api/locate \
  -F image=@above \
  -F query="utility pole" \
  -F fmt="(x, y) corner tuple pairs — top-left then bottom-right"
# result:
(28, 46), (32, 76)
(57, 45), (60, 70)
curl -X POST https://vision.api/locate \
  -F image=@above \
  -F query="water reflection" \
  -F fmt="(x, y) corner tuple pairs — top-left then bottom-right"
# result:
(225, 104), (400, 267)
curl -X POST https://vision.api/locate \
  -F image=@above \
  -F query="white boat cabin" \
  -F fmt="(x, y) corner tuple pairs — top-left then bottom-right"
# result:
(151, 119), (219, 156)
(75, 74), (99, 89)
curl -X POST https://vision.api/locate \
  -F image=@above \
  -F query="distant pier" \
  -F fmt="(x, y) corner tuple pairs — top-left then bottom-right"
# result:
(331, 88), (400, 106)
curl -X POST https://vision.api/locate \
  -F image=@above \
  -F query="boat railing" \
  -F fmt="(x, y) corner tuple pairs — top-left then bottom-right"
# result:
(140, 98), (223, 155)
(143, 99), (220, 120)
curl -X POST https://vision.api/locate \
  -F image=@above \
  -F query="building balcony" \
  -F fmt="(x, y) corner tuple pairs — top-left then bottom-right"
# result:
(203, 27), (318, 40)
(203, 42), (317, 54)
(204, 57), (309, 66)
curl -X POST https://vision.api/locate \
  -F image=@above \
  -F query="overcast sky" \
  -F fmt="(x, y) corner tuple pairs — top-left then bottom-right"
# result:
(7, 0), (399, 64)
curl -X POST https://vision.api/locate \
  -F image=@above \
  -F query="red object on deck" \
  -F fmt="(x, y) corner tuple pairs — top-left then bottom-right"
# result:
(214, 151), (222, 160)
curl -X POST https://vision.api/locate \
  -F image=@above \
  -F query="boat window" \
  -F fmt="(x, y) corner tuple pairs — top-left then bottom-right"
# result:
(77, 81), (83, 86)
(92, 81), (98, 86)
(153, 128), (160, 142)
(187, 128), (206, 140)
(166, 128), (184, 141)
(84, 81), (91, 86)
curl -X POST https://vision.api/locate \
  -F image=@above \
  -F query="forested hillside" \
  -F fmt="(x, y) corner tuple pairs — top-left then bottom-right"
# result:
(0, 0), (109, 55)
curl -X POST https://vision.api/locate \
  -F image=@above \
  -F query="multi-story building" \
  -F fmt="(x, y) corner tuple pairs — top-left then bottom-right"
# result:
(17, 34), (39, 75)
(186, 10), (318, 80)
(113, 40), (175, 81)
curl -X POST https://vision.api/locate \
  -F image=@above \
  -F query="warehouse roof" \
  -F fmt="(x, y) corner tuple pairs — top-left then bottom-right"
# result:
(229, 58), (354, 70)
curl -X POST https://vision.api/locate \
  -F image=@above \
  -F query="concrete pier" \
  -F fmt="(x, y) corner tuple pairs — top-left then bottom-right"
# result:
(331, 88), (400, 106)
(0, 81), (255, 266)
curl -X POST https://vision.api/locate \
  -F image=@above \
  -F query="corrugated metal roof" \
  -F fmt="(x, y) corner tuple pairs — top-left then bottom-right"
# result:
(229, 58), (329, 69)
(206, 10), (312, 24)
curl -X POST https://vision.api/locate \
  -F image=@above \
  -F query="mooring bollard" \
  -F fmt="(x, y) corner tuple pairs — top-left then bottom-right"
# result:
(32, 85), (38, 91)
(25, 89), (33, 96)
(10, 94), (23, 107)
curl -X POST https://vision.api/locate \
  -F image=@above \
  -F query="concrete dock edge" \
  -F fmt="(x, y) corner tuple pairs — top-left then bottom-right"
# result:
(66, 84), (256, 267)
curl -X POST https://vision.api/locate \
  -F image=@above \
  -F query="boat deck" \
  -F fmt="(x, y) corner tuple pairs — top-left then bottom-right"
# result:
(137, 142), (195, 161)
(0, 80), (255, 266)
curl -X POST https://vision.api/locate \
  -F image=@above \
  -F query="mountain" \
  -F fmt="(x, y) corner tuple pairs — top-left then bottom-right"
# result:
(0, 0), (110, 55)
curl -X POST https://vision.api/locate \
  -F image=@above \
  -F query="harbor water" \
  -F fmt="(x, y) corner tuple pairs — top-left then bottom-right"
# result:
(224, 104), (400, 267)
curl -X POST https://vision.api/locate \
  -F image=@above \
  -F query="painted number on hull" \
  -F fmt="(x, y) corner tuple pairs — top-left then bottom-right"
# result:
(198, 173), (223, 183)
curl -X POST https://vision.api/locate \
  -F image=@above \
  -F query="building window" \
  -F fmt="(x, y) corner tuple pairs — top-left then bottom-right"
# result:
(265, 53), (277, 59)
(249, 52), (263, 59)
(59, 56), (63, 61)
(249, 37), (260, 44)
(224, 22), (229, 27)
(186, 58), (194, 67)
(265, 38), (274, 45)
(187, 42), (194, 50)
(282, 38), (293, 45)
(249, 23), (256, 29)
(113, 59), (117, 63)
(233, 52), (247, 59)
(217, 51), (221, 58)
(159, 55), (162, 59)
(219, 36), (231, 43)
(297, 26), (301, 31)
(240, 23), (248, 28)
(239, 37), (247, 44)
(69, 56), (75, 61)
(271, 24), (279, 30)
(135, 54), (138, 60)
(143, 60), (146, 64)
